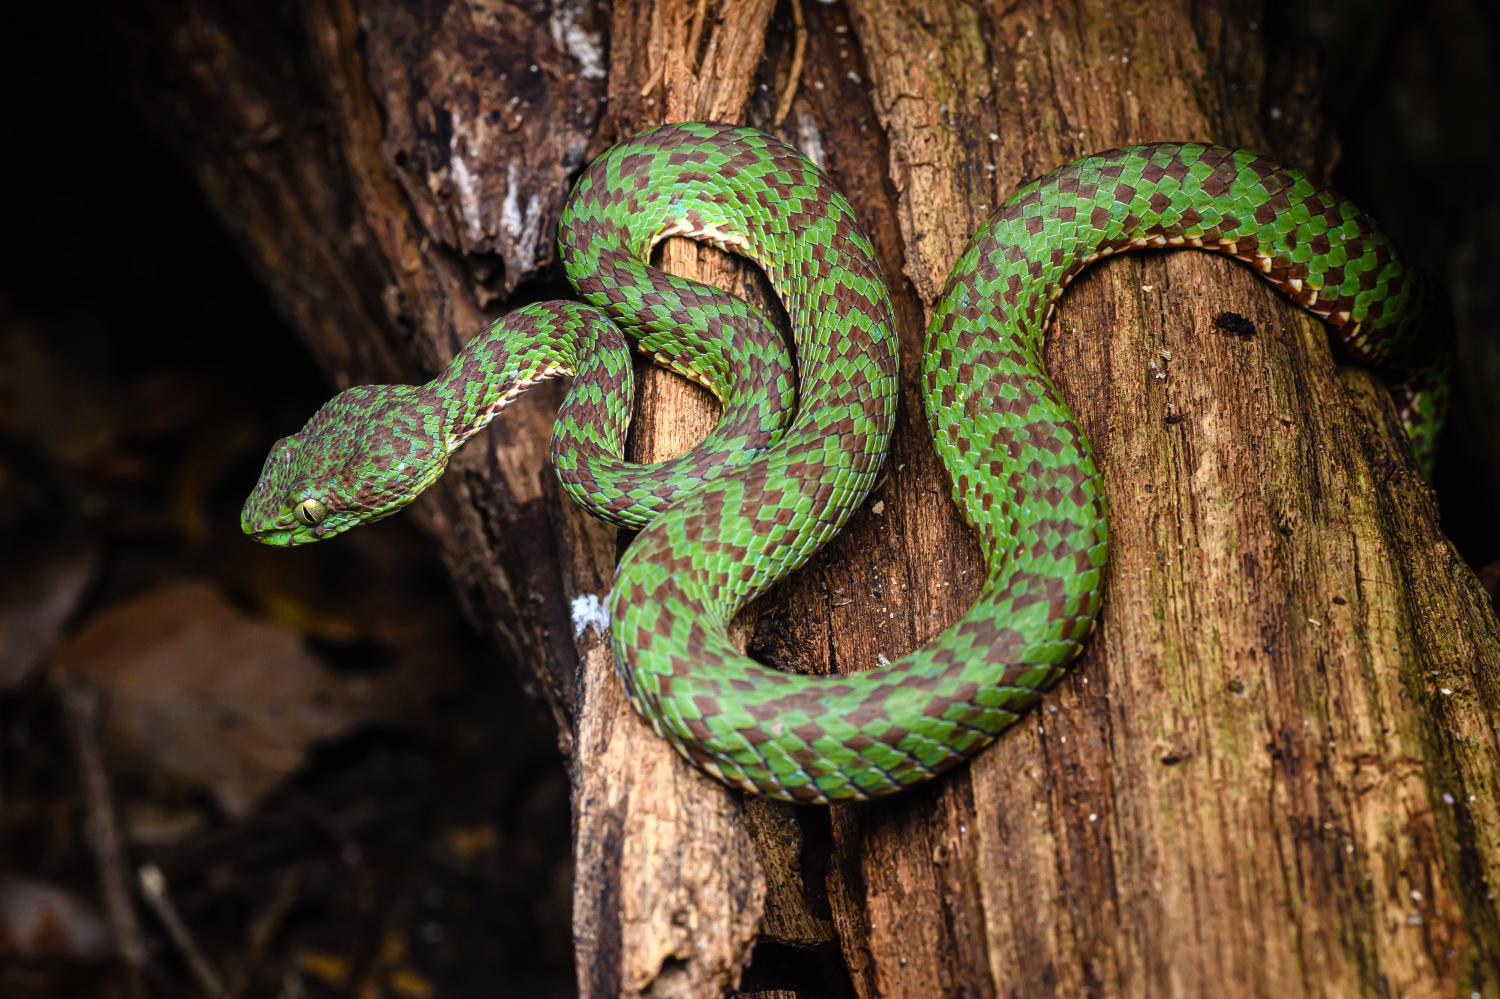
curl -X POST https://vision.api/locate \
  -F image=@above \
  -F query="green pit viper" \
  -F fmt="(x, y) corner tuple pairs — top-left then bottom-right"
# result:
(243, 122), (1446, 803)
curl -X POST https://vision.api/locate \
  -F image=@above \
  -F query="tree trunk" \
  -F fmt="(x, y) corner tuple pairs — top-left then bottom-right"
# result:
(112, 0), (1500, 995)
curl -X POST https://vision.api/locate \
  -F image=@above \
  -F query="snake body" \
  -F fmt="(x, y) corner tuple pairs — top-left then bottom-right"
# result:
(244, 123), (1445, 803)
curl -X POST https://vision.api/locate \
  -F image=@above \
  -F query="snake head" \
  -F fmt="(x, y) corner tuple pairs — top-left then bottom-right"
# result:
(241, 384), (449, 546)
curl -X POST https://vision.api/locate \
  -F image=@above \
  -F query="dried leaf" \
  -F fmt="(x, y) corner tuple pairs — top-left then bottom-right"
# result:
(50, 580), (427, 817)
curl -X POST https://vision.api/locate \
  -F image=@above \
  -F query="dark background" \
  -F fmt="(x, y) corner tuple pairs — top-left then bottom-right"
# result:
(1, 1), (1495, 996)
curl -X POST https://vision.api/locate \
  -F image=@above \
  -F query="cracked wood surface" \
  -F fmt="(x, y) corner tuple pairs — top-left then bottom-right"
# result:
(570, 5), (778, 997)
(111, 0), (1500, 995)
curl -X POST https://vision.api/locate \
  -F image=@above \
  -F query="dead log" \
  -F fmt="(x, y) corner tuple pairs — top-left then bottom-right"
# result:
(110, 0), (1500, 995)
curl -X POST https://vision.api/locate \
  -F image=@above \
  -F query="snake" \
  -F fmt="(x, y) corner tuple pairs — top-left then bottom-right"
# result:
(243, 122), (1446, 803)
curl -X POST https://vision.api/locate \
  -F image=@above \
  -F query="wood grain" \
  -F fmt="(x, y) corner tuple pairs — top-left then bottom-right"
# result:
(828, 1), (1500, 995)
(571, 4), (779, 996)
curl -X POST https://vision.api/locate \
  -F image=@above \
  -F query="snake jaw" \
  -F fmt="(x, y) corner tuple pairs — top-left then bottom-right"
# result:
(242, 384), (451, 546)
(240, 507), (347, 547)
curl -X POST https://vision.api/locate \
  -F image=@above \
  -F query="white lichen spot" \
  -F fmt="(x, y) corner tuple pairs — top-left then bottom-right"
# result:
(876, 653), (891, 667)
(549, 2), (606, 80)
(795, 109), (827, 170)
(500, 160), (545, 264)
(449, 127), (486, 239)
(870, 500), (885, 515)
(570, 593), (610, 639)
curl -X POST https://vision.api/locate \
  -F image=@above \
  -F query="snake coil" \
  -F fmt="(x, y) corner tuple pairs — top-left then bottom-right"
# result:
(244, 123), (1445, 803)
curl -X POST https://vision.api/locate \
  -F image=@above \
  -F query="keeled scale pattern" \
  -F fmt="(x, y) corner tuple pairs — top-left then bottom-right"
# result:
(243, 124), (1445, 803)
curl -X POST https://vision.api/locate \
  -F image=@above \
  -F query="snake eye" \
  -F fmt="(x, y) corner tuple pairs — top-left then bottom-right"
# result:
(293, 499), (327, 526)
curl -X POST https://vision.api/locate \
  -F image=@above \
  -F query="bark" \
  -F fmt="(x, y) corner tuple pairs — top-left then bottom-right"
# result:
(110, 0), (1500, 996)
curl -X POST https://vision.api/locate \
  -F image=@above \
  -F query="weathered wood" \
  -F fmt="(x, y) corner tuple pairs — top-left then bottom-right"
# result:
(570, 4), (779, 996)
(109, 0), (1500, 994)
(111, 0), (616, 750)
(825, 2), (1500, 995)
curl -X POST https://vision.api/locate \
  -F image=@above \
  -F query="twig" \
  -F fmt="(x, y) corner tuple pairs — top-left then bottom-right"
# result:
(140, 863), (226, 997)
(638, 58), (666, 98)
(686, 0), (711, 73)
(227, 870), (302, 999)
(62, 684), (148, 999)
(773, 0), (807, 126)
